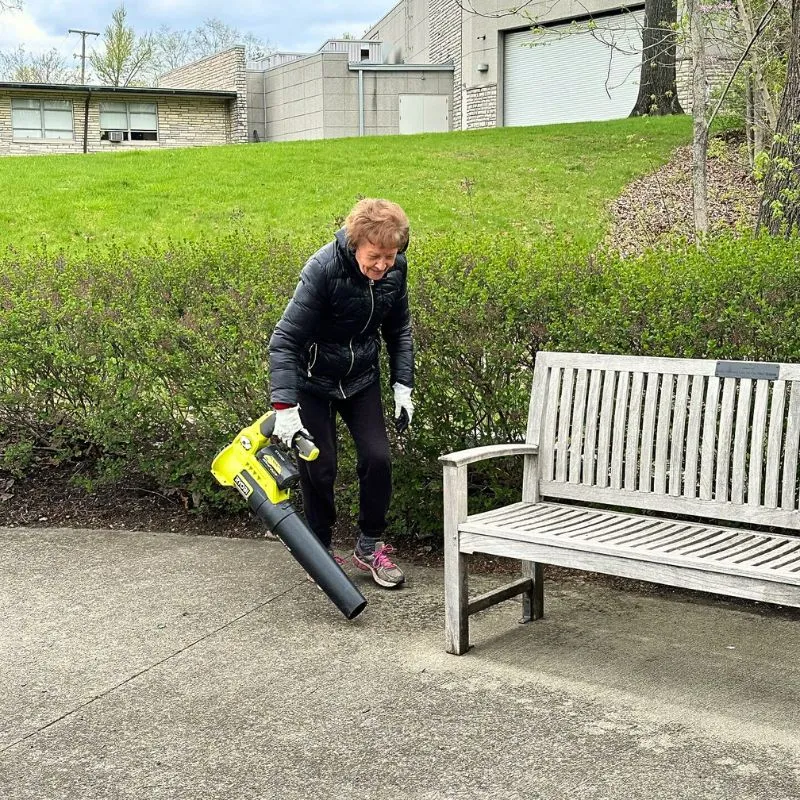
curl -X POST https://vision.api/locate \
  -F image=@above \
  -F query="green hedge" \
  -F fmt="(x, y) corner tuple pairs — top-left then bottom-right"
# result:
(1, 232), (799, 534)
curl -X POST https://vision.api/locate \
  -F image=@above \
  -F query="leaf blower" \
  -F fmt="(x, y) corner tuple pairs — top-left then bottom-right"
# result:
(211, 411), (367, 620)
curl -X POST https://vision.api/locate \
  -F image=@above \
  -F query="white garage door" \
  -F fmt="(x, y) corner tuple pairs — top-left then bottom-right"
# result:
(504, 10), (644, 127)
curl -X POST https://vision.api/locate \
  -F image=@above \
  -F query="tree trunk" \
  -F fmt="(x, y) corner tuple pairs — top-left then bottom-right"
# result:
(690, 0), (709, 235)
(736, 0), (778, 135)
(757, 0), (800, 236)
(745, 64), (756, 167)
(630, 0), (685, 116)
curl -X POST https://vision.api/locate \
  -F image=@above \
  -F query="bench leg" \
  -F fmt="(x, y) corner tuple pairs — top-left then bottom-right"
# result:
(521, 561), (544, 622)
(445, 544), (469, 655)
(443, 464), (470, 654)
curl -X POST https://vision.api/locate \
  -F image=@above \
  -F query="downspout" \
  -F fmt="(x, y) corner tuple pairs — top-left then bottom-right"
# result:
(358, 68), (364, 136)
(83, 88), (91, 153)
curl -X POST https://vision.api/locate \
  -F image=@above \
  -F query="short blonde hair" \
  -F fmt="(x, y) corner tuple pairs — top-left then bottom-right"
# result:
(344, 198), (410, 251)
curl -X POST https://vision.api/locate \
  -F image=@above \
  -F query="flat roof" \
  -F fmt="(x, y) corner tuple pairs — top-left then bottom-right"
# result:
(347, 63), (455, 72)
(0, 81), (237, 99)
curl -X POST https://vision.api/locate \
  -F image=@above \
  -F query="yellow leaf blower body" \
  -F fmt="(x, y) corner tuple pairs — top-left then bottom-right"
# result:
(211, 411), (367, 620)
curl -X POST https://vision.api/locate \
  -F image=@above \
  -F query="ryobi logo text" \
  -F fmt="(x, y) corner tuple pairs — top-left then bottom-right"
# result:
(233, 474), (252, 498)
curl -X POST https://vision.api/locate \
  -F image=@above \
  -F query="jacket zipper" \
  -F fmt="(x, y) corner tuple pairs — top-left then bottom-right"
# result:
(359, 280), (375, 335)
(341, 279), (375, 399)
(307, 342), (318, 377)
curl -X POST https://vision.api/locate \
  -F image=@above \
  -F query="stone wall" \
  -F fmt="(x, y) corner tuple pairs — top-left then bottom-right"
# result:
(466, 84), (496, 129)
(429, 0), (462, 130)
(0, 91), (231, 156)
(159, 47), (247, 143)
(676, 55), (736, 115)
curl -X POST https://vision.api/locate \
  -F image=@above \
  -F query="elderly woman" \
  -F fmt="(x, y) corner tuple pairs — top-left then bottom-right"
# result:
(268, 198), (414, 589)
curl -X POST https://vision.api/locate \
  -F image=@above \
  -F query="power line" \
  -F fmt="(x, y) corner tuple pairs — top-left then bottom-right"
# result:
(68, 28), (100, 84)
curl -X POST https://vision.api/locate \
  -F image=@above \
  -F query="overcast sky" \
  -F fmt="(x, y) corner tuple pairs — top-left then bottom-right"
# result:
(0, 1), (394, 60)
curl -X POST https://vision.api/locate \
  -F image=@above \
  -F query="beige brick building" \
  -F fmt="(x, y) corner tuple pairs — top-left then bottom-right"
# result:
(0, 81), (237, 156)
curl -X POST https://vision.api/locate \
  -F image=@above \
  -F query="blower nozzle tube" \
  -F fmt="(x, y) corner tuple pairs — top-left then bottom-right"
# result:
(249, 486), (367, 620)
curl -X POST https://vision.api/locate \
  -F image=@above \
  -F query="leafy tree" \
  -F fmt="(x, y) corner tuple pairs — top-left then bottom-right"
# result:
(0, 45), (79, 83)
(90, 4), (153, 87)
(148, 18), (272, 81)
(192, 18), (271, 61)
(757, 0), (800, 234)
(149, 26), (195, 74)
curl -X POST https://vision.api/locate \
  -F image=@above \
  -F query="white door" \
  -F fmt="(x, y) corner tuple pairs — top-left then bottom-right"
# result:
(399, 94), (449, 134)
(503, 10), (644, 127)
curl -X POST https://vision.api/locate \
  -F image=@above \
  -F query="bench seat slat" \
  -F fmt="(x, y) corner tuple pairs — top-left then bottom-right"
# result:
(731, 540), (792, 566)
(750, 541), (800, 567)
(612, 523), (694, 548)
(665, 529), (740, 554)
(677, 531), (752, 558)
(460, 501), (800, 587)
(457, 531), (800, 608)
(764, 547), (800, 570)
(584, 519), (668, 544)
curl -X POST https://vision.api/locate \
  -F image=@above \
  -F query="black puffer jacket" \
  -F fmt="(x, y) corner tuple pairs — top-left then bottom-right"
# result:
(269, 228), (414, 404)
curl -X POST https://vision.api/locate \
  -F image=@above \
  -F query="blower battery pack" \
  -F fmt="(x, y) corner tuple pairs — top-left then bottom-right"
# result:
(256, 444), (299, 491)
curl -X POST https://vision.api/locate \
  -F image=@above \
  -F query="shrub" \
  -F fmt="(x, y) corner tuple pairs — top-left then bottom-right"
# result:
(1, 231), (798, 536)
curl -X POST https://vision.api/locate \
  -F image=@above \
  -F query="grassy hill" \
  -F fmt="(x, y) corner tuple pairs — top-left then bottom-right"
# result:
(0, 116), (691, 253)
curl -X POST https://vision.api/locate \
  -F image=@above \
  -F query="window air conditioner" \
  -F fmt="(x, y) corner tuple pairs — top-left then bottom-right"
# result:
(109, 130), (124, 143)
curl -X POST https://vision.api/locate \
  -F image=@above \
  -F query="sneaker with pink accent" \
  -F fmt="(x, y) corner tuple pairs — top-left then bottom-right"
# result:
(306, 550), (347, 583)
(352, 542), (405, 589)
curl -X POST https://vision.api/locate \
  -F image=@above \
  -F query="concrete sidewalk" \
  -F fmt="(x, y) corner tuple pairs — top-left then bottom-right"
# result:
(1, 526), (799, 800)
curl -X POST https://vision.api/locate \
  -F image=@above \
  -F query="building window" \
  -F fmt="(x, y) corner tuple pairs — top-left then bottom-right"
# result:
(11, 98), (74, 139)
(100, 101), (158, 141)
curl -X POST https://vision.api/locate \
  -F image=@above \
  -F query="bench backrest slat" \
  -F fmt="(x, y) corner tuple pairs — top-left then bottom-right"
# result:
(764, 380), (787, 507)
(748, 380), (769, 506)
(783, 382), (800, 510)
(526, 352), (800, 530)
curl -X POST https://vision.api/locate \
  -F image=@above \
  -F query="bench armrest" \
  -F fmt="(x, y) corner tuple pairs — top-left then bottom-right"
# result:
(439, 443), (538, 468)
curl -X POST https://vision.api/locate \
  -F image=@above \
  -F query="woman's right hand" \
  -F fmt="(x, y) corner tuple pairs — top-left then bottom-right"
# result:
(273, 405), (304, 448)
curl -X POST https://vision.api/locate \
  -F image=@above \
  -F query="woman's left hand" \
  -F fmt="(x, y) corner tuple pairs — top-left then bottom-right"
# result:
(392, 383), (414, 433)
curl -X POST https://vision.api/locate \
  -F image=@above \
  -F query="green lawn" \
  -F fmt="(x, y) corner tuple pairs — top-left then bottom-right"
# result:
(0, 116), (691, 252)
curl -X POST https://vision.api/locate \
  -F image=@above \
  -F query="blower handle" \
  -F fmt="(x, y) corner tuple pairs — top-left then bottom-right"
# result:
(292, 433), (319, 462)
(259, 411), (319, 462)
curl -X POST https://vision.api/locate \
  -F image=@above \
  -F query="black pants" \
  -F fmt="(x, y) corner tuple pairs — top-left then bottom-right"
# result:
(297, 381), (391, 549)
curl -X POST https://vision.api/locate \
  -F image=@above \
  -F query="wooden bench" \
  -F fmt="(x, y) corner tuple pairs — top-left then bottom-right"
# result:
(440, 351), (800, 654)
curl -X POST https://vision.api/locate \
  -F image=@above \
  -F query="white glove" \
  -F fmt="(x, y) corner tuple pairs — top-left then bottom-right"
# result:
(392, 383), (414, 433)
(273, 405), (305, 448)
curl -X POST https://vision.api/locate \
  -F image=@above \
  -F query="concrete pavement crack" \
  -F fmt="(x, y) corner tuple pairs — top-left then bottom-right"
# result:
(0, 582), (301, 755)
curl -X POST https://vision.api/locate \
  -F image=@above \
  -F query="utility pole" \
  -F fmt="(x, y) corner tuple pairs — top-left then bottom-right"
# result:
(68, 28), (100, 84)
